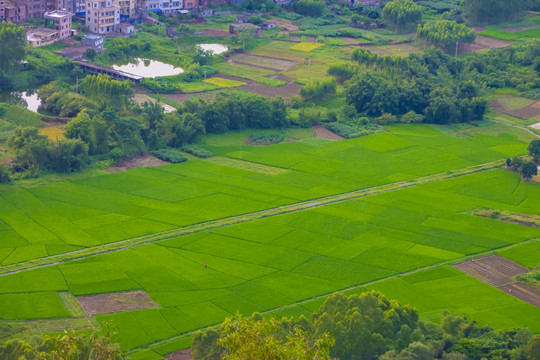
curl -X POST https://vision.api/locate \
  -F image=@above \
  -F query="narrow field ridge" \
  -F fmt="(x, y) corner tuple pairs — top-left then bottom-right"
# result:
(0, 160), (504, 277)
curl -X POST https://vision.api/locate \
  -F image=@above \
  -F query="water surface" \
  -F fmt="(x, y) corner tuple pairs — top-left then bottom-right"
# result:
(198, 44), (228, 55)
(112, 58), (184, 78)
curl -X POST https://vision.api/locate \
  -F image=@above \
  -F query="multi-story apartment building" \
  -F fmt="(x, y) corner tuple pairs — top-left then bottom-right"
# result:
(0, 0), (26, 23)
(56, 0), (85, 14)
(198, 0), (226, 6)
(19, 0), (47, 19)
(158, 0), (181, 14)
(86, 0), (120, 34)
(113, 0), (134, 17)
(44, 10), (72, 39)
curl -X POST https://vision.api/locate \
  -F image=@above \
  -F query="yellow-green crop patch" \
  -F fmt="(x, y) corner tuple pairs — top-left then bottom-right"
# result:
(205, 77), (247, 88)
(290, 42), (325, 52)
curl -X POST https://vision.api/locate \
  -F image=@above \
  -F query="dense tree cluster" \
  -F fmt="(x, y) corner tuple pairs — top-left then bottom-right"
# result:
(300, 78), (337, 101)
(341, 43), (540, 123)
(178, 91), (289, 133)
(80, 74), (133, 111)
(417, 20), (476, 53)
(382, 0), (423, 33)
(0, 328), (127, 359)
(294, 0), (327, 17)
(38, 82), (96, 117)
(460, 0), (529, 24)
(7, 127), (89, 175)
(192, 291), (540, 360)
(345, 48), (487, 123)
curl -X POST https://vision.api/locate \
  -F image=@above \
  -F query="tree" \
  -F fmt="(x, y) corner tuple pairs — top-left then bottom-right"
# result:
(520, 161), (537, 180)
(294, 0), (326, 17)
(52, 138), (89, 173)
(219, 313), (334, 360)
(382, 0), (423, 33)
(7, 127), (52, 174)
(528, 139), (540, 162)
(527, 335), (540, 360)
(417, 21), (476, 53)
(85, 48), (97, 60)
(460, 0), (528, 24)
(0, 164), (10, 183)
(0, 22), (26, 73)
(157, 112), (205, 147)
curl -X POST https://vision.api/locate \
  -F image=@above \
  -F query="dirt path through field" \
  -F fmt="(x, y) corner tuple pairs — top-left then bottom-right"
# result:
(453, 255), (540, 308)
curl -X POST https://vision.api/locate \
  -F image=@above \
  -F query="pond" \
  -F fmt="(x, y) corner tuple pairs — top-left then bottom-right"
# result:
(198, 44), (228, 55)
(0, 90), (41, 113)
(112, 58), (184, 78)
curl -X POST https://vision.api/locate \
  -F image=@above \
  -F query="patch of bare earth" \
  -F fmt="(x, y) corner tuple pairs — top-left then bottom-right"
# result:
(166, 348), (192, 360)
(453, 255), (540, 308)
(489, 99), (504, 113)
(200, 29), (231, 37)
(466, 35), (513, 52)
(529, 122), (540, 130)
(217, 74), (302, 99)
(77, 291), (158, 316)
(506, 101), (540, 119)
(269, 18), (299, 31)
(502, 25), (540, 32)
(313, 125), (344, 141)
(107, 155), (170, 173)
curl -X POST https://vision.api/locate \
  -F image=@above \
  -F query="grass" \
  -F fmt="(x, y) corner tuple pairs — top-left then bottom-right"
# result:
(39, 127), (65, 141)
(0, 122), (539, 352)
(290, 42), (325, 52)
(0, 104), (44, 128)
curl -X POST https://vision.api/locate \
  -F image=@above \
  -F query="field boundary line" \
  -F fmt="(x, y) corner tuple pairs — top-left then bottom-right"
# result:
(137, 237), (539, 355)
(0, 160), (504, 277)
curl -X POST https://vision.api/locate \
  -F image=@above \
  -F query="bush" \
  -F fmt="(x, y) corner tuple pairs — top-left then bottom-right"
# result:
(181, 145), (213, 158)
(151, 148), (188, 163)
(0, 164), (10, 183)
(248, 132), (284, 145)
(325, 122), (358, 139)
(107, 148), (125, 162)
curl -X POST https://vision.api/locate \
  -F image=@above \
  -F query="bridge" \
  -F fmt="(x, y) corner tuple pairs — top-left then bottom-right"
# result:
(77, 61), (144, 83)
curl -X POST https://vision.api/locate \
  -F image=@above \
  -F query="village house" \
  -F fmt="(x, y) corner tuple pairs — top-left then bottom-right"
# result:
(44, 10), (72, 39)
(0, 0), (26, 23)
(86, 0), (120, 34)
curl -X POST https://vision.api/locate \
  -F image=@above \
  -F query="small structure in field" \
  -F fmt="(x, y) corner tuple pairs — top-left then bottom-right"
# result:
(229, 23), (261, 36)
(81, 34), (104, 49)
(262, 21), (275, 29)
(117, 22), (135, 34)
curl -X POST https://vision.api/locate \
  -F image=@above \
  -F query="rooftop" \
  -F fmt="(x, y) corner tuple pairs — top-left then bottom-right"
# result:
(44, 10), (72, 18)
(85, 34), (103, 39)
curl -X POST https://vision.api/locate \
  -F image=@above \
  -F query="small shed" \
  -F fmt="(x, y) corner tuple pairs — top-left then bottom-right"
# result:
(262, 21), (275, 29)
(81, 34), (104, 49)
(229, 23), (262, 36)
(117, 23), (135, 35)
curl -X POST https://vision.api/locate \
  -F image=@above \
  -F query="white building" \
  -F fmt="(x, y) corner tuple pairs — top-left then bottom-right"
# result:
(56, 0), (85, 14)
(144, 0), (182, 15)
(86, 0), (120, 34)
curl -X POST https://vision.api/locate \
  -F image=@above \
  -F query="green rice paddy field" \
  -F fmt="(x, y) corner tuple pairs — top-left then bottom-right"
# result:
(1, 123), (540, 358)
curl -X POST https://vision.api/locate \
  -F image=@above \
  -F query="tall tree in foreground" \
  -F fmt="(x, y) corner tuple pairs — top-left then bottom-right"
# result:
(417, 20), (476, 54)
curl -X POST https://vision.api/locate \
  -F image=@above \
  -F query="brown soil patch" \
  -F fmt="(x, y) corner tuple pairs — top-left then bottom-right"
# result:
(489, 100), (504, 113)
(501, 25), (540, 33)
(166, 348), (192, 360)
(77, 291), (158, 316)
(200, 29), (231, 37)
(313, 125), (344, 141)
(529, 122), (540, 130)
(229, 54), (298, 72)
(453, 255), (540, 308)
(356, 44), (390, 56)
(476, 210), (540, 229)
(507, 105), (540, 120)
(269, 18), (299, 31)
(530, 100), (540, 109)
(466, 35), (513, 52)
(472, 26), (486, 32)
(217, 74), (302, 99)
(107, 155), (170, 173)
